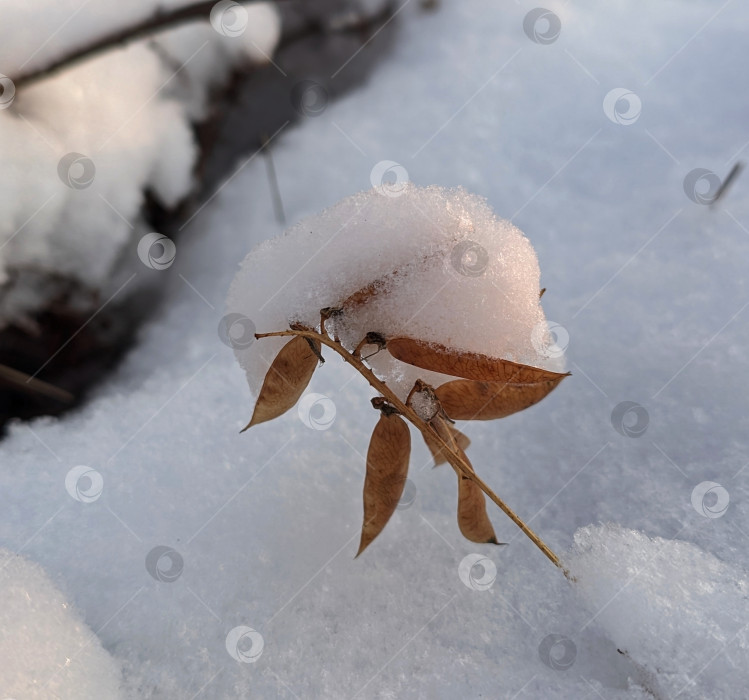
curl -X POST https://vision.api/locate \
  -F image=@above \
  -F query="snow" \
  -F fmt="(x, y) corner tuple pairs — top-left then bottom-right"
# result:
(0, 0), (280, 77)
(227, 184), (557, 403)
(0, 1), (280, 327)
(0, 549), (125, 699)
(569, 525), (749, 699)
(2, 0), (749, 698)
(408, 384), (439, 422)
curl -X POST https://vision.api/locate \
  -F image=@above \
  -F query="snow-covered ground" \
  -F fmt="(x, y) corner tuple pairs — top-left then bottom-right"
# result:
(2, 1), (749, 697)
(0, 0), (280, 325)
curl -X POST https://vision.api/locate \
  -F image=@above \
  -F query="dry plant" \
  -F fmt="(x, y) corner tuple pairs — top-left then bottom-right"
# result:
(242, 276), (571, 576)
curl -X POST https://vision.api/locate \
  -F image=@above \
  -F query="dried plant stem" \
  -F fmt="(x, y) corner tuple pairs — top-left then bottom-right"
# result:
(255, 327), (570, 579)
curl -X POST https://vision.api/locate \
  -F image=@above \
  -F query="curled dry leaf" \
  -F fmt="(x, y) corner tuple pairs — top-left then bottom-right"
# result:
(430, 415), (497, 544)
(422, 423), (471, 466)
(357, 408), (411, 556)
(339, 251), (443, 312)
(341, 275), (394, 311)
(242, 335), (321, 430)
(435, 376), (566, 421)
(386, 336), (570, 384)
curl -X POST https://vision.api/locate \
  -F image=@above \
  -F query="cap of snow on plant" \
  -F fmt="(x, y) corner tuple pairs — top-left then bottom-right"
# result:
(225, 184), (570, 563)
(227, 184), (564, 398)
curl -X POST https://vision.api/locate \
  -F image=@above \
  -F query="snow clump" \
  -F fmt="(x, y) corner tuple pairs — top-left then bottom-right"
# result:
(227, 184), (562, 403)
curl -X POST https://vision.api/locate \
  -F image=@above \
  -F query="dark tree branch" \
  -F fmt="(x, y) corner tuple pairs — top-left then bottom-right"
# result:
(13, 0), (272, 88)
(12, 0), (399, 90)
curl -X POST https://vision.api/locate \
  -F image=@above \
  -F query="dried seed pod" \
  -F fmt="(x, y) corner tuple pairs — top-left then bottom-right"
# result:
(430, 415), (497, 544)
(422, 423), (470, 466)
(242, 335), (321, 430)
(435, 377), (565, 421)
(357, 410), (411, 556)
(386, 336), (569, 384)
(456, 463), (499, 544)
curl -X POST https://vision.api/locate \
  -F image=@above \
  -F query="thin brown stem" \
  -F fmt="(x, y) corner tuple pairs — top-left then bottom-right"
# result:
(255, 327), (570, 578)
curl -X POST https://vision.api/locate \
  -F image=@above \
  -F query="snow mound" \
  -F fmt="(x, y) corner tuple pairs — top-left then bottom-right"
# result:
(0, 549), (124, 699)
(0, 1), (281, 327)
(568, 524), (749, 700)
(227, 184), (561, 402)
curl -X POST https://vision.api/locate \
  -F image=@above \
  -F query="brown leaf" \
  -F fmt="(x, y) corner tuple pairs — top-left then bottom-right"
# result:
(386, 336), (569, 384)
(243, 336), (321, 430)
(429, 416), (497, 544)
(422, 423), (471, 466)
(435, 376), (566, 421)
(341, 276), (392, 310)
(357, 411), (411, 556)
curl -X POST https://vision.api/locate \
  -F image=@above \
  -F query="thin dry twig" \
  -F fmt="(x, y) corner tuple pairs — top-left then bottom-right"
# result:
(11, 0), (398, 89)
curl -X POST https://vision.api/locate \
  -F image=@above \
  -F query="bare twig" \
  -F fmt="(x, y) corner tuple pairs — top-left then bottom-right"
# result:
(711, 162), (744, 207)
(261, 132), (286, 225)
(13, 0), (275, 88)
(0, 363), (73, 403)
(12, 0), (399, 90)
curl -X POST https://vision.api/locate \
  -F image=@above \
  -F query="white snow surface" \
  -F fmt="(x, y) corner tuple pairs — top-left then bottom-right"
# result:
(568, 524), (749, 700)
(228, 184), (557, 402)
(1, 1), (749, 698)
(0, 549), (125, 699)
